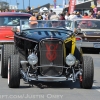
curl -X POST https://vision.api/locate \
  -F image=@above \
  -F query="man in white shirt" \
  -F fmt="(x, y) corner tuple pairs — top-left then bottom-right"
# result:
(65, 12), (69, 20)
(42, 13), (46, 20)
(68, 11), (77, 20)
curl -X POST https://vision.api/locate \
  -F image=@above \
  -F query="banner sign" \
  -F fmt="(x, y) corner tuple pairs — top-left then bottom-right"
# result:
(77, 0), (84, 4)
(68, 0), (76, 14)
(54, 0), (56, 9)
(97, 0), (100, 7)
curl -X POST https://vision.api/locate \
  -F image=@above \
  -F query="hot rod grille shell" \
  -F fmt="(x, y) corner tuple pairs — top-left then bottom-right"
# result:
(39, 39), (63, 76)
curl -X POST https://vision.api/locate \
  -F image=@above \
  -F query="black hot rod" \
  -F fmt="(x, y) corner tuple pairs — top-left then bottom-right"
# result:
(7, 20), (94, 88)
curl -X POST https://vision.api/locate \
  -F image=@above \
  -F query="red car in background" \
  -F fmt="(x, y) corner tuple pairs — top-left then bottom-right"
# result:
(0, 12), (31, 78)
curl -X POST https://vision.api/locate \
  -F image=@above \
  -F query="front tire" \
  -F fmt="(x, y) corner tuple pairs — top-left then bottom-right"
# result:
(1, 44), (14, 78)
(8, 55), (20, 88)
(80, 56), (94, 89)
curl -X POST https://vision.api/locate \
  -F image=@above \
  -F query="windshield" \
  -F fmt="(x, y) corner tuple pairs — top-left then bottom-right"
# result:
(0, 16), (30, 26)
(20, 20), (68, 30)
(19, 20), (73, 37)
(66, 21), (73, 30)
(75, 20), (100, 29)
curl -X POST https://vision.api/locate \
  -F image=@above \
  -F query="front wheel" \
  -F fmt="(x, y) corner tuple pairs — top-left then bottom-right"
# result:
(8, 55), (20, 88)
(80, 56), (94, 89)
(1, 44), (14, 78)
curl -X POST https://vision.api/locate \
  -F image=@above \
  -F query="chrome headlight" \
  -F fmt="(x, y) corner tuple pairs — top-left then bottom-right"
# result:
(28, 53), (38, 65)
(66, 54), (76, 66)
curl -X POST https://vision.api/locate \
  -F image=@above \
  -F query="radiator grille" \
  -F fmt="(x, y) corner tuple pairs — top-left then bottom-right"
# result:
(39, 39), (63, 76)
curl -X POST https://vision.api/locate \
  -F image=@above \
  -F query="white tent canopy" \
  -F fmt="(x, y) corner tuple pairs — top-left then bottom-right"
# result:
(39, 7), (49, 12)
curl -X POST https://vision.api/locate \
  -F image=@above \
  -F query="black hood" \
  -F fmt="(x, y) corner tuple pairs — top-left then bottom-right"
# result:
(22, 29), (72, 42)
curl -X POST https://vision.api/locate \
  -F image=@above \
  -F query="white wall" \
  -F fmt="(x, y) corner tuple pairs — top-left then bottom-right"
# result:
(76, 0), (89, 4)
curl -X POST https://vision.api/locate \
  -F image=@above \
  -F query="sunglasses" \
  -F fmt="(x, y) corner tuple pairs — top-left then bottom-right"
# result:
(52, 21), (58, 23)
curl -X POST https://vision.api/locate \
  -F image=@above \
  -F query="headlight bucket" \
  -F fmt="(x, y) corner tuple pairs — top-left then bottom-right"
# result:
(66, 53), (76, 66)
(28, 53), (38, 65)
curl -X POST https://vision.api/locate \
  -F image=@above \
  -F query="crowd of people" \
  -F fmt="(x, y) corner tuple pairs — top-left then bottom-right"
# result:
(1, 5), (100, 32)
(1, 6), (100, 29)
(1, 6), (100, 21)
(28, 6), (100, 20)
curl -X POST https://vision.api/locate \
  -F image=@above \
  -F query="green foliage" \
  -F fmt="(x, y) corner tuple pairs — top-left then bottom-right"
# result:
(0, 1), (9, 9)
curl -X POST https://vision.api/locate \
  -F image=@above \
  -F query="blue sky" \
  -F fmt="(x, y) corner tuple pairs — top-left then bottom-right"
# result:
(4, 0), (68, 9)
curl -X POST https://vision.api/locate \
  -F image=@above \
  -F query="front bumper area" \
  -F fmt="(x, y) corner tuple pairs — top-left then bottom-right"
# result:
(21, 70), (67, 82)
(28, 76), (67, 82)
(21, 70), (81, 82)
(81, 42), (100, 48)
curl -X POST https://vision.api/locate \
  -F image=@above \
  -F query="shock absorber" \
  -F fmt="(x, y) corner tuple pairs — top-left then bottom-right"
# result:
(72, 67), (76, 82)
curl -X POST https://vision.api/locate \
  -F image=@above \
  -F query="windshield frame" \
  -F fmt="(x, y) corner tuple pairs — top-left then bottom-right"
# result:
(20, 20), (69, 31)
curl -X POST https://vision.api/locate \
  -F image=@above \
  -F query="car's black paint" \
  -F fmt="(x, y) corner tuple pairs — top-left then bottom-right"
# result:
(20, 28), (73, 42)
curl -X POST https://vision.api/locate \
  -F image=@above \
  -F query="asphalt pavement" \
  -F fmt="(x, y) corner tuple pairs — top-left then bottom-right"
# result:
(0, 54), (100, 100)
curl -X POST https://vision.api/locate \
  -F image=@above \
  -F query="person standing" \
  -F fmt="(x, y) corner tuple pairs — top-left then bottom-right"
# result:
(59, 13), (65, 20)
(48, 10), (54, 20)
(82, 13), (90, 19)
(68, 12), (77, 20)
(5, 9), (9, 12)
(42, 13), (46, 20)
(17, 13), (38, 31)
(93, 6), (98, 15)
(76, 12), (82, 19)
(96, 11), (100, 19)
(29, 13), (38, 28)
(65, 12), (69, 20)
(26, 6), (33, 15)
(36, 13), (43, 27)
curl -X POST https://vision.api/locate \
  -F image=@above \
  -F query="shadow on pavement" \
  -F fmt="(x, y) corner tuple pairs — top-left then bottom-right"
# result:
(19, 80), (81, 89)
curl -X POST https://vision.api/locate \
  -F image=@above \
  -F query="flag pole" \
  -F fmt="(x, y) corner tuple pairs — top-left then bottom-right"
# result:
(54, 0), (56, 9)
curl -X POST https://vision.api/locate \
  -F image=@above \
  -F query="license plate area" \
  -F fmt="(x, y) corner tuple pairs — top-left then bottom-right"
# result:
(94, 43), (100, 48)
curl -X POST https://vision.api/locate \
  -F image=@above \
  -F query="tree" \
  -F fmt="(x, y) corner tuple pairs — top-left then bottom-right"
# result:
(0, 1), (9, 10)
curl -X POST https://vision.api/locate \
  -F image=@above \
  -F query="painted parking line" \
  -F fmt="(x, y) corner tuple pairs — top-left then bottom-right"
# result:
(93, 84), (100, 92)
